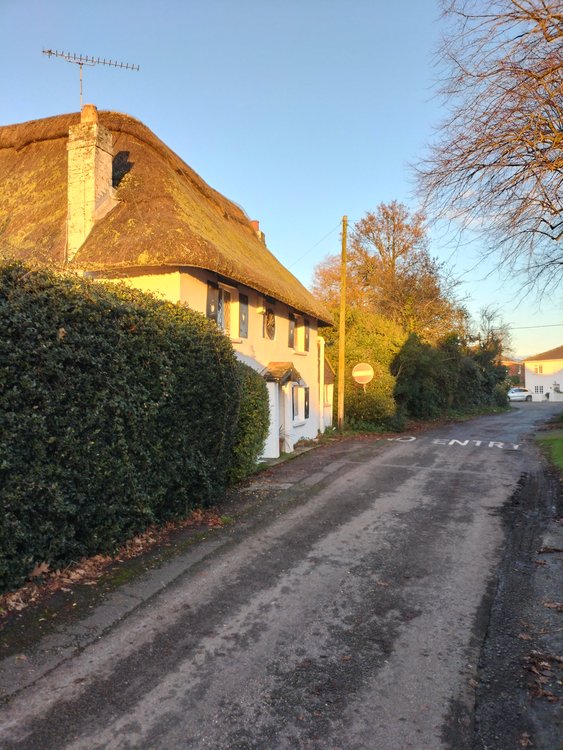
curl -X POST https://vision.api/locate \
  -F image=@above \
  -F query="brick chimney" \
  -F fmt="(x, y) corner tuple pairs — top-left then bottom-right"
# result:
(250, 219), (266, 245)
(66, 104), (118, 261)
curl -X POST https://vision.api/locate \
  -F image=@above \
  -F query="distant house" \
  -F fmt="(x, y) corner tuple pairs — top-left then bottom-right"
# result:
(502, 359), (524, 383)
(523, 346), (563, 402)
(0, 105), (334, 458)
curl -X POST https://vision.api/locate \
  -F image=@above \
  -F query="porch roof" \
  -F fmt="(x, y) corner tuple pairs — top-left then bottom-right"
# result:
(262, 362), (304, 386)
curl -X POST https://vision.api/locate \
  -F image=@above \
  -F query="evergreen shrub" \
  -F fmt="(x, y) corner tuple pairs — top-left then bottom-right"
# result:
(0, 261), (242, 592)
(227, 362), (270, 483)
(345, 369), (397, 426)
(392, 334), (447, 419)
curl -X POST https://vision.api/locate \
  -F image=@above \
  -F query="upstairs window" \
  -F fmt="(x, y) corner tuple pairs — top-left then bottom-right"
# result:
(217, 289), (231, 334)
(239, 294), (249, 339)
(288, 313), (296, 348)
(206, 283), (231, 335)
(263, 308), (276, 340)
(304, 319), (310, 352)
(206, 283), (219, 323)
(534, 365), (543, 374)
(289, 313), (310, 352)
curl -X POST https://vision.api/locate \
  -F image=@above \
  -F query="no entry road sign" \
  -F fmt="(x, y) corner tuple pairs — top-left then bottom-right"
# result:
(352, 362), (374, 384)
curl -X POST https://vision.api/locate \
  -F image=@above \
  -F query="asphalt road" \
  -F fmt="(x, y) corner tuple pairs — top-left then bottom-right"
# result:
(1, 403), (561, 749)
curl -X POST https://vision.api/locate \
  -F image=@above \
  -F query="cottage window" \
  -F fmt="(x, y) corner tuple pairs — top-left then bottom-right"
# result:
(534, 365), (543, 374)
(535, 385), (544, 394)
(288, 314), (296, 348)
(289, 313), (310, 352)
(206, 283), (219, 322)
(239, 294), (249, 338)
(206, 283), (231, 335)
(217, 289), (231, 334)
(292, 384), (310, 422)
(292, 384), (299, 420)
(264, 309), (276, 340)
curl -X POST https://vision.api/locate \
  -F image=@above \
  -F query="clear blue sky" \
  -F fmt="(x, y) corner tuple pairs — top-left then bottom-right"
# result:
(1, 0), (561, 357)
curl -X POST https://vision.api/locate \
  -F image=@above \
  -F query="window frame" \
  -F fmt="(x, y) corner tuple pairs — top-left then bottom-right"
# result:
(288, 313), (296, 348)
(304, 319), (310, 352)
(239, 293), (249, 339)
(206, 281), (233, 336)
(264, 308), (276, 340)
(292, 383), (310, 424)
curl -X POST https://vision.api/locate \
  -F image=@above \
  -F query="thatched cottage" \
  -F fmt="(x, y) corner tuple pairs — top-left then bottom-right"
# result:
(0, 105), (334, 458)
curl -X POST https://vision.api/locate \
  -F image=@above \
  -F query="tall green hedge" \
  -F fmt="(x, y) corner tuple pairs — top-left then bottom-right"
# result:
(391, 332), (508, 419)
(228, 362), (270, 483)
(0, 261), (245, 592)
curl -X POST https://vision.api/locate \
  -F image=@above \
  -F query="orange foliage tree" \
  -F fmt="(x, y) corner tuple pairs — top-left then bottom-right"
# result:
(312, 201), (465, 342)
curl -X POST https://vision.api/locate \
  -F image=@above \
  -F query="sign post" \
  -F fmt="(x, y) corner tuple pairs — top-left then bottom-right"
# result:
(337, 216), (347, 431)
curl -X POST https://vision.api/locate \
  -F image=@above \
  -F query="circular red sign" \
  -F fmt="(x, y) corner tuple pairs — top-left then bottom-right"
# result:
(352, 362), (374, 384)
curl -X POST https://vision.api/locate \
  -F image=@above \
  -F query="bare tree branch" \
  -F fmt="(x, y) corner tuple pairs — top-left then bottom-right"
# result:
(417, 0), (563, 296)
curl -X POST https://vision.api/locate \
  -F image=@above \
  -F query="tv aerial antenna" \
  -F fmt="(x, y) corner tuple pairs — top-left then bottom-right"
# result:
(42, 49), (140, 108)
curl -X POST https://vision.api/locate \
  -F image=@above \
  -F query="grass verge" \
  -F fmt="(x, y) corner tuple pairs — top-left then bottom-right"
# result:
(536, 433), (563, 473)
(535, 410), (563, 472)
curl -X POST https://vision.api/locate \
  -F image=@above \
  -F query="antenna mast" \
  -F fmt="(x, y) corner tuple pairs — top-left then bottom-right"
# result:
(42, 49), (140, 108)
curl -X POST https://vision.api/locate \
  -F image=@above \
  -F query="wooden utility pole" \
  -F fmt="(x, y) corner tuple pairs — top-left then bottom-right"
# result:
(337, 215), (347, 431)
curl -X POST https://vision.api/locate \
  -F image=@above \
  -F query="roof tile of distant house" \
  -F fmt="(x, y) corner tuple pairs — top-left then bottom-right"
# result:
(0, 110), (332, 325)
(525, 345), (563, 362)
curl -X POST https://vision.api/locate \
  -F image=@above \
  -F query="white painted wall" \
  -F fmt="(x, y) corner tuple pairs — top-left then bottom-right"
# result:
(263, 382), (281, 459)
(524, 358), (563, 401)
(178, 269), (327, 455)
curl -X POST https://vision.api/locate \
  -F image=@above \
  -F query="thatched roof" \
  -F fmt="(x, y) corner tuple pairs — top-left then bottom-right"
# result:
(525, 345), (563, 362)
(0, 110), (332, 325)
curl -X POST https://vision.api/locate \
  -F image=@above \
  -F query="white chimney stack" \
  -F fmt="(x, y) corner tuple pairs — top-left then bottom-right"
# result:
(66, 104), (118, 261)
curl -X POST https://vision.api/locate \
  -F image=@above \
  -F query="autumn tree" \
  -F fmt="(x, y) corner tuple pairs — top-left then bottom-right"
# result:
(311, 201), (464, 341)
(418, 0), (563, 294)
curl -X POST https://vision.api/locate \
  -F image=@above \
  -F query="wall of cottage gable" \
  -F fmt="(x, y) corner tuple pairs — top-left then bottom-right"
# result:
(524, 359), (563, 401)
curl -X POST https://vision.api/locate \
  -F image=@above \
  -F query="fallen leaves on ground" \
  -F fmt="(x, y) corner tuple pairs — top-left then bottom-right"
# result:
(523, 650), (562, 703)
(542, 601), (563, 612)
(537, 546), (563, 554)
(29, 561), (50, 579)
(0, 508), (229, 622)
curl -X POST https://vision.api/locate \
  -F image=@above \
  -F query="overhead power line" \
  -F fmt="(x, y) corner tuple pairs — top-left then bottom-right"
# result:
(287, 221), (342, 269)
(508, 323), (563, 330)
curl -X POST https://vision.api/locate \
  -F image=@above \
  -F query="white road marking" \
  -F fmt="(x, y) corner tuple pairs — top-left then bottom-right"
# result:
(376, 437), (520, 450)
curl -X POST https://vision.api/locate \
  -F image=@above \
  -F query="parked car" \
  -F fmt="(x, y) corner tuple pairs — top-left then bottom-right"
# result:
(508, 387), (533, 402)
